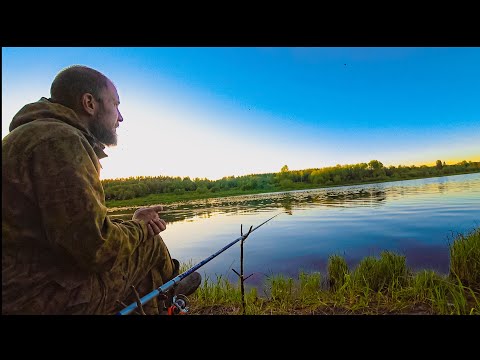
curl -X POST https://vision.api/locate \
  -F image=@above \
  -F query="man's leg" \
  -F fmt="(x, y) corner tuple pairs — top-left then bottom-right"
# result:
(90, 234), (179, 315)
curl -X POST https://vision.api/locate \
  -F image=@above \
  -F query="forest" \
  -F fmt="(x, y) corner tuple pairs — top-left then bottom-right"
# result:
(102, 159), (480, 202)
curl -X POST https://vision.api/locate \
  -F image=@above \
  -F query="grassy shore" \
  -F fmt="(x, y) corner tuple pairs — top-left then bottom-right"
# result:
(182, 226), (479, 315)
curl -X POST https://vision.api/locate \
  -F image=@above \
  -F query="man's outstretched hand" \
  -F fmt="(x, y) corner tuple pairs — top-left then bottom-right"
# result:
(132, 205), (167, 237)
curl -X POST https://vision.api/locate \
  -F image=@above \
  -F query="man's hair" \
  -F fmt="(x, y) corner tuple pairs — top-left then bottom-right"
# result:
(50, 65), (110, 112)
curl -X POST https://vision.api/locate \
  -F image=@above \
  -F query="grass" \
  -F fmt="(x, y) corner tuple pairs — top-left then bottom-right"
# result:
(181, 226), (480, 315)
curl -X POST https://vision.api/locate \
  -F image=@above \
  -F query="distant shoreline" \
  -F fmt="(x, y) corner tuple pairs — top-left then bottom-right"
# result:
(106, 170), (480, 212)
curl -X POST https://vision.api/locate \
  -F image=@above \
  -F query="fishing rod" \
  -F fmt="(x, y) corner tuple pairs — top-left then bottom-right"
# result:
(117, 212), (282, 315)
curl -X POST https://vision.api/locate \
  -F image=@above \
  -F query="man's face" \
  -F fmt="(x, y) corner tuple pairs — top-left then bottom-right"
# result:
(90, 80), (123, 146)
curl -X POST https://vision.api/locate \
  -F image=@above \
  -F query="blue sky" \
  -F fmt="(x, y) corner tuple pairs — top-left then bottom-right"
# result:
(2, 47), (479, 180)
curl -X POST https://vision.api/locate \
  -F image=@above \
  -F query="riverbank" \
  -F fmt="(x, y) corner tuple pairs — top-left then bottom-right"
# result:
(184, 226), (480, 315)
(106, 171), (480, 210)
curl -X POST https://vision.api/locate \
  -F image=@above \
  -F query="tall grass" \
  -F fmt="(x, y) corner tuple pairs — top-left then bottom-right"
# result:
(449, 226), (480, 290)
(185, 226), (480, 315)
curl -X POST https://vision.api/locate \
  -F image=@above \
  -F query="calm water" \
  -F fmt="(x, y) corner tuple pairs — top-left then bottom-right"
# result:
(110, 173), (480, 291)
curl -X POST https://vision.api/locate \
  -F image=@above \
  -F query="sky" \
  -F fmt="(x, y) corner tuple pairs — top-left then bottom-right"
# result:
(2, 47), (479, 181)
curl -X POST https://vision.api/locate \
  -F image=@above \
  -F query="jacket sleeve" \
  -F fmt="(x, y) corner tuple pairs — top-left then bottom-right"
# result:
(31, 134), (150, 272)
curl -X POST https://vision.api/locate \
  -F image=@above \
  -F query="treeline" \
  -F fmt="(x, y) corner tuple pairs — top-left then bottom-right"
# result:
(102, 160), (480, 201)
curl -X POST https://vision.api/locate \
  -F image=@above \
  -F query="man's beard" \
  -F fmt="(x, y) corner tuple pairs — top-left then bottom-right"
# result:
(90, 111), (117, 146)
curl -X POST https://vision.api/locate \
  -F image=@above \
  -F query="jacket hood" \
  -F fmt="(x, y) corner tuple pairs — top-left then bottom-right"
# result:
(9, 97), (107, 159)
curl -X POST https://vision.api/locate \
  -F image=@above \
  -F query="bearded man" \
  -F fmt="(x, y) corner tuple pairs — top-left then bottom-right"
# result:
(2, 65), (200, 315)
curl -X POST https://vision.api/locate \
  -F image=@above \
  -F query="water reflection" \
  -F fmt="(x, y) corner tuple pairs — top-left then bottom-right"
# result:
(110, 186), (389, 223)
(281, 193), (293, 215)
(122, 176), (475, 222)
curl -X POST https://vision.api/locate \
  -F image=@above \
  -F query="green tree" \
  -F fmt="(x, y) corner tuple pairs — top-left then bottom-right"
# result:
(436, 160), (443, 170)
(368, 160), (383, 170)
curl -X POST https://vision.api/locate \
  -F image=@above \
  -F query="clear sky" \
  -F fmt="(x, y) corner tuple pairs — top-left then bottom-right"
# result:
(2, 47), (479, 180)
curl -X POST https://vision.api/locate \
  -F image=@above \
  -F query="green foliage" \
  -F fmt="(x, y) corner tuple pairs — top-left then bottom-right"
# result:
(368, 160), (383, 170)
(266, 275), (295, 304)
(327, 255), (349, 291)
(298, 271), (322, 303)
(350, 251), (410, 293)
(449, 227), (480, 290)
(103, 160), (480, 206)
(188, 227), (480, 314)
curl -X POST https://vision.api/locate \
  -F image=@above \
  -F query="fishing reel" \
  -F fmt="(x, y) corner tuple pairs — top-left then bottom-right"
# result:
(167, 294), (189, 315)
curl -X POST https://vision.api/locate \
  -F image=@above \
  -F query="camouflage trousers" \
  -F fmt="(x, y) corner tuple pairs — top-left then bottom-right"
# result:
(83, 234), (179, 315)
(2, 234), (179, 315)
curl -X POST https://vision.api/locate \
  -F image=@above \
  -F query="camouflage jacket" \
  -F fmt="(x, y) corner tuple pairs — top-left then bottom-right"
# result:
(2, 98), (149, 314)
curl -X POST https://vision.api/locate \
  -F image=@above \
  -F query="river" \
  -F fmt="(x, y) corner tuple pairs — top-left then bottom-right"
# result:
(110, 173), (480, 292)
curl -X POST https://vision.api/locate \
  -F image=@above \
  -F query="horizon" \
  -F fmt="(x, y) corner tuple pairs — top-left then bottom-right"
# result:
(100, 157), (480, 181)
(3, 47), (479, 181)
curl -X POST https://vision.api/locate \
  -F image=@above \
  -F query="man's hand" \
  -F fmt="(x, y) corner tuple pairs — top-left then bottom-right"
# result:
(132, 205), (167, 237)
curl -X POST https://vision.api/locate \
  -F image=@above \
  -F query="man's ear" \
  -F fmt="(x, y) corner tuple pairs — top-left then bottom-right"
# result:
(81, 93), (96, 115)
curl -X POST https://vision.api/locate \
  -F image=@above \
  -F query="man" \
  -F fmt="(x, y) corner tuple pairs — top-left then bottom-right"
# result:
(2, 65), (201, 315)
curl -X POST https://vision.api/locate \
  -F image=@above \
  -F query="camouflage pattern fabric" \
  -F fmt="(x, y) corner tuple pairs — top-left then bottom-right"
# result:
(2, 98), (177, 315)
